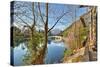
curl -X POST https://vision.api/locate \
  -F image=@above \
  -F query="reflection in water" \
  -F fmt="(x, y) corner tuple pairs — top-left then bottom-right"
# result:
(12, 40), (66, 65)
(13, 43), (27, 66)
(45, 41), (65, 64)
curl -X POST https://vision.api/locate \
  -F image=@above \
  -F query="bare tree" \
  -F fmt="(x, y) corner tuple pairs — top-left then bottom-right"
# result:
(37, 2), (75, 63)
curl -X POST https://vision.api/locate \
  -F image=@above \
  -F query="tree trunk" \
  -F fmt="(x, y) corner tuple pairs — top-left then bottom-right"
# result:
(41, 3), (48, 63)
(34, 3), (48, 64)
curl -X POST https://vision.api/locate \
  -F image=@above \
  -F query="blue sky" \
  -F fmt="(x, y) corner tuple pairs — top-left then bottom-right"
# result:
(47, 3), (87, 31)
(13, 1), (88, 31)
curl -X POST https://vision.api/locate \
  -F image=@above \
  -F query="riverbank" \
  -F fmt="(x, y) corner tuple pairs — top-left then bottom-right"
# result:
(62, 36), (97, 63)
(62, 25), (97, 63)
(62, 6), (97, 63)
(62, 37), (87, 63)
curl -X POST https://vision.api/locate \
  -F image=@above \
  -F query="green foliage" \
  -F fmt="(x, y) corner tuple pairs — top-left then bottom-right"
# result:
(64, 49), (73, 57)
(24, 30), (45, 64)
(13, 26), (45, 64)
(62, 31), (69, 37)
(13, 26), (24, 47)
(79, 27), (88, 42)
(27, 31), (44, 49)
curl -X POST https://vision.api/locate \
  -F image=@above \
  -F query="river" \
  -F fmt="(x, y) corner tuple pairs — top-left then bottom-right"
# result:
(11, 40), (66, 66)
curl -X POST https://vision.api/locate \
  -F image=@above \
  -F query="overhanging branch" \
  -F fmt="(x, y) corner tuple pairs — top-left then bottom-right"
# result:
(48, 11), (69, 32)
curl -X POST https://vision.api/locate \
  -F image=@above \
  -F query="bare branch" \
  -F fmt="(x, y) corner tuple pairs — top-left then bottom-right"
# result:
(31, 2), (36, 28)
(15, 14), (31, 29)
(38, 2), (45, 25)
(13, 11), (34, 21)
(23, 14), (34, 20)
(48, 11), (69, 32)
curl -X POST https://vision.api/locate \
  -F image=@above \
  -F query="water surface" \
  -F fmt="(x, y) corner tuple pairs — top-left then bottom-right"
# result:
(12, 40), (66, 65)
